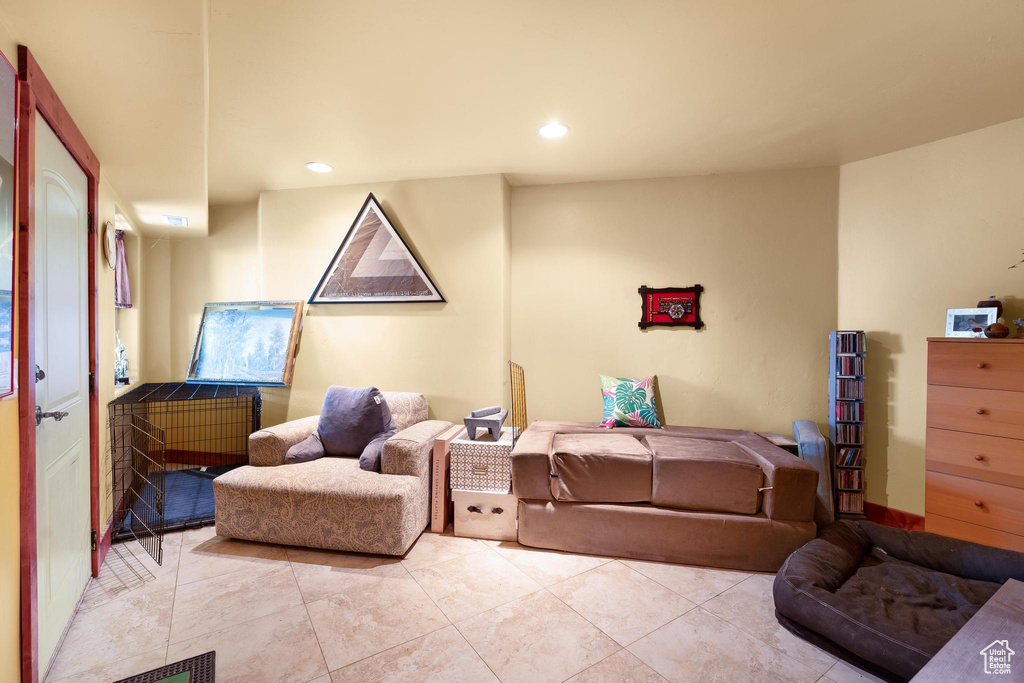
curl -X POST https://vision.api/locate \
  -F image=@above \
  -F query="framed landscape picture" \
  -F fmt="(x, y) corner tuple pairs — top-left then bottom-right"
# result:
(186, 301), (303, 386)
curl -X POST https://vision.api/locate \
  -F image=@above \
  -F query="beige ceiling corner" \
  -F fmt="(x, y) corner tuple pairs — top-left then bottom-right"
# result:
(2, 1), (1023, 224)
(0, 0), (210, 237)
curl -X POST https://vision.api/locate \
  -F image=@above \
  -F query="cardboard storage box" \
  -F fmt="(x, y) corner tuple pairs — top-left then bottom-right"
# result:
(449, 427), (514, 492)
(452, 489), (517, 541)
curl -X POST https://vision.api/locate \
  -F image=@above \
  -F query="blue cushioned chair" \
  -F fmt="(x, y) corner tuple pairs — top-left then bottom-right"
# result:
(792, 420), (834, 528)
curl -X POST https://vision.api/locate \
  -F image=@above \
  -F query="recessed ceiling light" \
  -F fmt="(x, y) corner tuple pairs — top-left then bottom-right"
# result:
(305, 161), (334, 173)
(538, 121), (569, 139)
(162, 215), (188, 227)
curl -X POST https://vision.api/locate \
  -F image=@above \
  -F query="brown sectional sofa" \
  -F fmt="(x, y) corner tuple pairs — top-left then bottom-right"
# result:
(511, 421), (819, 572)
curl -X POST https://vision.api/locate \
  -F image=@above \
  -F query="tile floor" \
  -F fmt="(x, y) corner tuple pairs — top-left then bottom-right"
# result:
(45, 528), (887, 683)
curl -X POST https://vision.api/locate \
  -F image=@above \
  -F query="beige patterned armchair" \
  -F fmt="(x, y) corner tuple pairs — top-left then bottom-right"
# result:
(213, 392), (453, 556)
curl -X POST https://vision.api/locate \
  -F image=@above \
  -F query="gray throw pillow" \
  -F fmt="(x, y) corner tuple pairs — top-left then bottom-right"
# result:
(284, 386), (396, 466)
(359, 428), (397, 472)
(285, 432), (325, 464)
(317, 385), (395, 457)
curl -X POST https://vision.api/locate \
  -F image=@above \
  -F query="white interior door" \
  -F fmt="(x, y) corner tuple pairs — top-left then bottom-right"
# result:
(34, 111), (91, 672)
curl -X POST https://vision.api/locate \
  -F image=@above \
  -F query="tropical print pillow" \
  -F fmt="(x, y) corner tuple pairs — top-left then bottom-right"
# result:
(599, 375), (662, 428)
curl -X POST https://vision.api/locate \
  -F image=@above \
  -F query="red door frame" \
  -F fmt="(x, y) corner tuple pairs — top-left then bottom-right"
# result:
(16, 45), (102, 683)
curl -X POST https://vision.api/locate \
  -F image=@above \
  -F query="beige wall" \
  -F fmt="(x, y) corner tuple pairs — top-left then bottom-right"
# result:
(510, 169), (840, 432)
(159, 175), (512, 426)
(837, 117), (1024, 515)
(160, 169), (843, 436)
(96, 182), (154, 524)
(96, 182), (126, 524)
(501, 175), (513, 403)
(140, 236), (173, 381)
(0, 394), (16, 683)
(167, 202), (260, 377)
(259, 175), (510, 424)
(0, 395), (16, 683)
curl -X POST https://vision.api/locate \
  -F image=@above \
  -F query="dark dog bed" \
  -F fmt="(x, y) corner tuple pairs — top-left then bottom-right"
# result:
(773, 520), (1024, 681)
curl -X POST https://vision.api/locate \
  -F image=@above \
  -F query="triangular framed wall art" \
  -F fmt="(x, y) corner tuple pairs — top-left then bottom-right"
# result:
(308, 193), (445, 304)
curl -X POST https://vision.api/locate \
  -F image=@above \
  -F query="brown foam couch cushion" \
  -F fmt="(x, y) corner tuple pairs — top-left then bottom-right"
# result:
(645, 435), (763, 514)
(519, 500), (815, 572)
(551, 433), (652, 503)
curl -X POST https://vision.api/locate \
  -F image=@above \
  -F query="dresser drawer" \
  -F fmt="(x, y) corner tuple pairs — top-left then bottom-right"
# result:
(928, 340), (1024, 391)
(926, 385), (1024, 440)
(925, 471), (1024, 537)
(925, 513), (1024, 553)
(926, 428), (1024, 488)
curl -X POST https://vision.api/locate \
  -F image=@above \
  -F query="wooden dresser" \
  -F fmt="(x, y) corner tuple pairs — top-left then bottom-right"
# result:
(925, 338), (1024, 552)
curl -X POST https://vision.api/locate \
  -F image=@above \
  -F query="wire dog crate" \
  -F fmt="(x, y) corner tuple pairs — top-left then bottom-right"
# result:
(109, 383), (261, 563)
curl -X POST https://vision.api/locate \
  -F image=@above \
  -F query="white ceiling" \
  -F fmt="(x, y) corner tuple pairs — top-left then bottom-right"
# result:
(4, 1), (1024, 231)
(0, 0), (208, 236)
(208, 0), (1024, 203)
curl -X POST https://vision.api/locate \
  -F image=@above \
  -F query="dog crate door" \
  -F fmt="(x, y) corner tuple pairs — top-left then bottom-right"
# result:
(110, 410), (166, 565)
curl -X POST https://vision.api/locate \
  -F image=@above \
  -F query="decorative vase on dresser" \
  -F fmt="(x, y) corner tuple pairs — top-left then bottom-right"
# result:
(925, 337), (1024, 551)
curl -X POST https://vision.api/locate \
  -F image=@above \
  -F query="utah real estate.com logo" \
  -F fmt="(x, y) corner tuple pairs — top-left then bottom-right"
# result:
(980, 639), (1015, 675)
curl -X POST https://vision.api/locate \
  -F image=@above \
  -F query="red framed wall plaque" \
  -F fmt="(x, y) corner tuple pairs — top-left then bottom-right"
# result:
(638, 285), (704, 329)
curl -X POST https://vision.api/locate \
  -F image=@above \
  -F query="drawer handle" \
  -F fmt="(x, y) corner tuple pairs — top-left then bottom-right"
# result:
(472, 465), (489, 476)
(974, 500), (984, 507)
(976, 408), (987, 415)
(492, 507), (504, 515)
(467, 505), (483, 514)
(976, 362), (987, 369)
(974, 454), (986, 462)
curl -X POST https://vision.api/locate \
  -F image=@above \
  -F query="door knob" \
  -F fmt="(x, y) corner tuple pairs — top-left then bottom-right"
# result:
(976, 362), (987, 369)
(974, 454), (985, 461)
(35, 406), (69, 426)
(974, 500), (984, 507)
(34, 365), (45, 383)
(976, 408), (987, 415)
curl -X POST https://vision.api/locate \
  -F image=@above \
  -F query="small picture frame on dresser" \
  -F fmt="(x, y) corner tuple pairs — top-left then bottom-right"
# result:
(944, 308), (997, 338)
